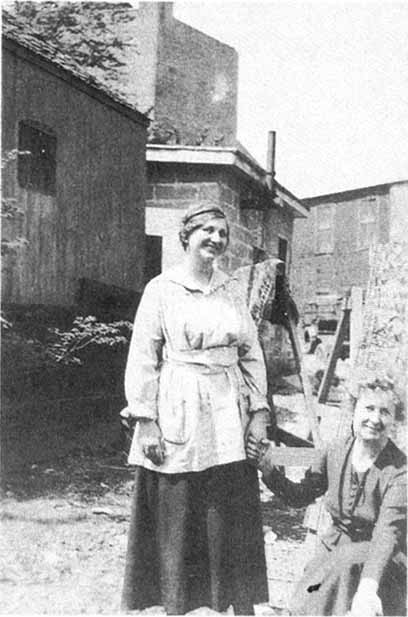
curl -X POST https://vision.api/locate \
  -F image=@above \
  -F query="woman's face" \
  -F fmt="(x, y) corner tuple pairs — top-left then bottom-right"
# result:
(186, 217), (229, 262)
(352, 388), (396, 444)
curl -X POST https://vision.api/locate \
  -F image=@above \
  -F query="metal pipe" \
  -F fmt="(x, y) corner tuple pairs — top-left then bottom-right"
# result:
(266, 130), (276, 191)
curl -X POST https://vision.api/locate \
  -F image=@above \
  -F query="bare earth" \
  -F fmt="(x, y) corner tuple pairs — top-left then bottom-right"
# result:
(1, 390), (369, 615)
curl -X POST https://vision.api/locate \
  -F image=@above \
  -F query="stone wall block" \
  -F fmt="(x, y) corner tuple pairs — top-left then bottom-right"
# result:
(198, 183), (221, 202)
(172, 184), (200, 201)
(220, 184), (235, 206)
(155, 184), (177, 200)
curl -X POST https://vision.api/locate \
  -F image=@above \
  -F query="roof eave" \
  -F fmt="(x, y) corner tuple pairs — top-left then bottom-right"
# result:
(146, 144), (308, 218)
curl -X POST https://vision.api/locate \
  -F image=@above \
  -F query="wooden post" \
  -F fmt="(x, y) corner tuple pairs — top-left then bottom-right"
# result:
(287, 316), (322, 448)
(350, 286), (363, 369)
(317, 296), (351, 404)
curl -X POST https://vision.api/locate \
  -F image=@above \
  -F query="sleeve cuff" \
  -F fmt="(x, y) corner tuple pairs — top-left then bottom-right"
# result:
(120, 405), (157, 421)
(248, 396), (270, 415)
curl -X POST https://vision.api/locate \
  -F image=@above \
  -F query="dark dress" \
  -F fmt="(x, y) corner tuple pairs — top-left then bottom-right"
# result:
(260, 436), (407, 616)
(121, 461), (268, 615)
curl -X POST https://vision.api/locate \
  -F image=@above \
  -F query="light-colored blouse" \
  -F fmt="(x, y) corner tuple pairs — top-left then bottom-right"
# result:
(123, 265), (269, 473)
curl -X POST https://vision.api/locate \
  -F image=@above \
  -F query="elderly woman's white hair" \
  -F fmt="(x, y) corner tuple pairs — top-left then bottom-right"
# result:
(348, 368), (404, 420)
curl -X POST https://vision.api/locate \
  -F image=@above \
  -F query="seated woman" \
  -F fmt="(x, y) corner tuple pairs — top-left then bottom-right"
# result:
(247, 375), (406, 616)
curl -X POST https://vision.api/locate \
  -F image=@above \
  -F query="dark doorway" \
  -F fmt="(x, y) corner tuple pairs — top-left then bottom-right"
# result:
(145, 235), (162, 284)
(278, 237), (288, 276)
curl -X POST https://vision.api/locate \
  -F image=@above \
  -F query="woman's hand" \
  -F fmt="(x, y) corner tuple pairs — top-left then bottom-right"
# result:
(246, 409), (269, 441)
(350, 579), (383, 616)
(246, 434), (265, 462)
(246, 436), (270, 465)
(138, 419), (166, 465)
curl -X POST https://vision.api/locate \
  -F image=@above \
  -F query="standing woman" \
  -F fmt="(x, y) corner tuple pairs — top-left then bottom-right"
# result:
(121, 204), (270, 615)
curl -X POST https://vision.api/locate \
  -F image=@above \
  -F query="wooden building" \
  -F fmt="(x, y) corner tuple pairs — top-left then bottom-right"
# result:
(2, 11), (149, 308)
(291, 180), (408, 323)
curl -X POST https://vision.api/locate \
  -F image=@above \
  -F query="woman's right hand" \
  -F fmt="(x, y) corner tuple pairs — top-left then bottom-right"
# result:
(138, 419), (166, 465)
(246, 435), (269, 464)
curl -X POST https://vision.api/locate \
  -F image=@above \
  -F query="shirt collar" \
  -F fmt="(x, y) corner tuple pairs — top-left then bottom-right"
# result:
(164, 264), (230, 293)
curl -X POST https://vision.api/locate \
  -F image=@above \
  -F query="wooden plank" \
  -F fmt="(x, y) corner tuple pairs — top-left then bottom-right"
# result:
(274, 427), (314, 449)
(317, 301), (350, 403)
(350, 286), (363, 368)
(263, 446), (323, 467)
(286, 316), (322, 448)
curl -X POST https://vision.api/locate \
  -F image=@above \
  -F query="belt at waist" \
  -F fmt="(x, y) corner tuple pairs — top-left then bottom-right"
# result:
(163, 347), (238, 373)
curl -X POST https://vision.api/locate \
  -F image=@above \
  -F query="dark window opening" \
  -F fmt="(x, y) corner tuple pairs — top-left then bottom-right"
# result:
(18, 122), (56, 195)
(145, 235), (162, 284)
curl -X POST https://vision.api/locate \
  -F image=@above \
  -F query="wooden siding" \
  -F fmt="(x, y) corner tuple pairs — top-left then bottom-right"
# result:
(2, 45), (147, 305)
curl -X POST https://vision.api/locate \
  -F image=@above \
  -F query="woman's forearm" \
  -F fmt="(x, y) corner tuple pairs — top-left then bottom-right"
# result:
(259, 447), (327, 507)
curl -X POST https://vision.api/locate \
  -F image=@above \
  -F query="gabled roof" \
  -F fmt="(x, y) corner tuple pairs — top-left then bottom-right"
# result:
(2, 10), (149, 127)
(303, 179), (408, 206)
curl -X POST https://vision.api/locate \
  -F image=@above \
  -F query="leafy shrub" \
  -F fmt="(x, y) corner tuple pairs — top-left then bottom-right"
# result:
(1, 311), (133, 372)
(47, 316), (132, 365)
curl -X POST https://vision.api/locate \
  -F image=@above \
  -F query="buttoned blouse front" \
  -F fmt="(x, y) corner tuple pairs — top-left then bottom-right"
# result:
(124, 265), (269, 473)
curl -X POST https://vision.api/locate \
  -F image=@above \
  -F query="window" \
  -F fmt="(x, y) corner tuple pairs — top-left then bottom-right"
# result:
(18, 122), (56, 195)
(357, 200), (377, 249)
(315, 204), (334, 254)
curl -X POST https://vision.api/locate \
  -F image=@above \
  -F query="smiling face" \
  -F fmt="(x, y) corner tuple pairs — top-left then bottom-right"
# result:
(186, 216), (229, 263)
(353, 387), (396, 446)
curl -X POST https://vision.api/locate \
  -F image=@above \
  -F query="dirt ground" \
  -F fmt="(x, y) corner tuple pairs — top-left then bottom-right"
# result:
(4, 380), (397, 616)
(1, 445), (307, 615)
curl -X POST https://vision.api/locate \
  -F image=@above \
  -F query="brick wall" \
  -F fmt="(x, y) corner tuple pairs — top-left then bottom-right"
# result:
(146, 164), (293, 272)
(291, 189), (392, 320)
(120, 3), (238, 145)
(156, 13), (238, 146)
(390, 183), (408, 243)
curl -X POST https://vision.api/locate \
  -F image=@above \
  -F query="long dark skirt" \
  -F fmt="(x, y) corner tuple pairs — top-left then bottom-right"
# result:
(121, 461), (268, 615)
(290, 536), (407, 616)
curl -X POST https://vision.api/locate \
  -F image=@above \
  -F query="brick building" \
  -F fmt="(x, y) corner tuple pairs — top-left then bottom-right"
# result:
(291, 180), (408, 323)
(116, 1), (238, 147)
(145, 144), (307, 278)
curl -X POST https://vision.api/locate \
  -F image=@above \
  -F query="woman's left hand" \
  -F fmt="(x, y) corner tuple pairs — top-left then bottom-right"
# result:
(245, 410), (269, 444)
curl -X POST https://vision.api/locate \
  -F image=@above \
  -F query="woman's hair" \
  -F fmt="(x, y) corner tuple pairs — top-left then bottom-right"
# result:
(350, 372), (404, 421)
(179, 205), (229, 250)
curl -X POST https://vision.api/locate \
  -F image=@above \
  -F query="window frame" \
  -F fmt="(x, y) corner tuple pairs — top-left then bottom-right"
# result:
(17, 121), (57, 196)
(314, 203), (335, 255)
(356, 198), (378, 250)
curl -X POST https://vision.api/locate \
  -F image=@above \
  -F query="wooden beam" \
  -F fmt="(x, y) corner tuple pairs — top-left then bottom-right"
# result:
(274, 427), (314, 448)
(350, 286), (363, 368)
(317, 299), (350, 404)
(262, 446), (323, 467)
(286, 317), (323, 448)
